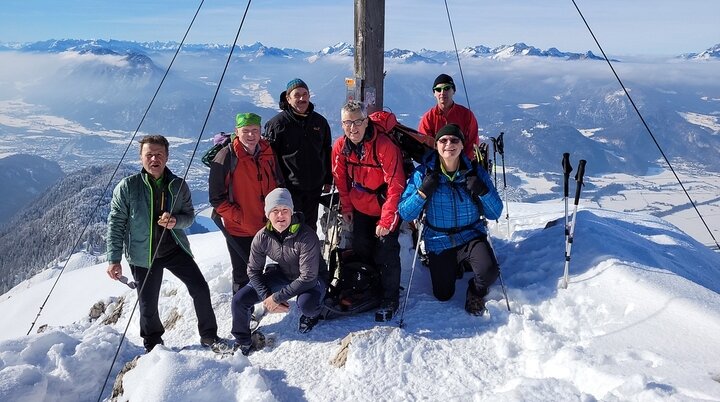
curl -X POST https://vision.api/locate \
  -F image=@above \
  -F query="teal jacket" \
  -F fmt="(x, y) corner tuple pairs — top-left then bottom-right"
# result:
(107, 168), (194, 268)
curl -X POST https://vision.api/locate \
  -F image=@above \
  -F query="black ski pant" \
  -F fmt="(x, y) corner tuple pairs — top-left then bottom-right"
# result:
(427, 236), (498, 301)
(130, 251), (218, 348)
(288, 186), (323, 231)
(227, 235), (252, 293)
(230, 270), (326, 345)
(352, 210), (402, 303)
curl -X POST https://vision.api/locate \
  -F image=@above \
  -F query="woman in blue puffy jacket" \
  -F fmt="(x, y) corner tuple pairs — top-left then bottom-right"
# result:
(399, 124), (503, 315)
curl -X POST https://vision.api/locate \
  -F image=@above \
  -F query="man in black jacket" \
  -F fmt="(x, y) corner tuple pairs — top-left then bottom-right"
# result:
(264, 78), (332, 231)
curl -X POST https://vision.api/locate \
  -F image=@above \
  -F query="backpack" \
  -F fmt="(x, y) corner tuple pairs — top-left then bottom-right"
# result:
(368, 110), (435, 165)
(321, 247), (382, 319)
(201, 131), (232, 167)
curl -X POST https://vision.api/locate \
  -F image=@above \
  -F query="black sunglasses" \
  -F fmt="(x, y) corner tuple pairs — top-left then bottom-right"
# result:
(433, 85), (453, 93)
(119, 275), (137, 289)
(437, 137), (461, 144)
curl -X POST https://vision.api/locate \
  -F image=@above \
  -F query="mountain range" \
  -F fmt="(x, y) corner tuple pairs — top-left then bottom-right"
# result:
(0, 38), (718, 293)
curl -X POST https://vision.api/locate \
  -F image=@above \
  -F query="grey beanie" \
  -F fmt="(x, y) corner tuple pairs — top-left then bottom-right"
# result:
(264, 188), (294, 217)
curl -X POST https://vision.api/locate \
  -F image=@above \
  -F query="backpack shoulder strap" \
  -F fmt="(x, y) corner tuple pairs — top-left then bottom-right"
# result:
(222, 144), (237, 204)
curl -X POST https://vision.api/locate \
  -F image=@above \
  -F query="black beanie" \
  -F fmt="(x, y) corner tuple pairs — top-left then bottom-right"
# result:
(432, 74), (455, 90)
(435, 123), (465, 142)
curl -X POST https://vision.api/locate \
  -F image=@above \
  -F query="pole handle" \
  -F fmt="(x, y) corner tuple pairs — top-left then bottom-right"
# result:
(562, 152), (572, 198)
(573, 160), (587, 205)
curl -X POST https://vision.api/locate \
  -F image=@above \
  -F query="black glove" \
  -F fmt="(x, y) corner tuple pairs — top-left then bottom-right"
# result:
(418, 172), (440, 198)
(466, 174), (489, 196)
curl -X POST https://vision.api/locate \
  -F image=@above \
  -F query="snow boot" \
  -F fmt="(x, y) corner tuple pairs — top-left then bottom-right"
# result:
(233, 331), (267, 356)
(298, 314), (320, 333)
(465, 279), (487, 316)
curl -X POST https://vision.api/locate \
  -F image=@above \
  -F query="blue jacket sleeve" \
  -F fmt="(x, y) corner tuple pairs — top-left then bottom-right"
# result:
(476, 167), (503, 220)
(398, 169), (427, 221)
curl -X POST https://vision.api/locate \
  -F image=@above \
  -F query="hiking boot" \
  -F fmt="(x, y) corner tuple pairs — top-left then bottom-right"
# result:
(375, 298), (399, 322)
(465, 279), (487, 316)
(200, 336), (220, 348)
(298, 315), (320, 334)
(144, 338), (164, 354)
(232, 331), (267, 356)
(233, 342), (255, 356)
(201, 336), (232, 354)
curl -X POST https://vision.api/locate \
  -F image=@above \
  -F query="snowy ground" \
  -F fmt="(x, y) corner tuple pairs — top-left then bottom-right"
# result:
(1, 203), (720, 401)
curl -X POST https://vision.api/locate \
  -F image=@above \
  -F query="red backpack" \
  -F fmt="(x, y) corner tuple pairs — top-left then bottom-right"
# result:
(367, 110), (435, 166)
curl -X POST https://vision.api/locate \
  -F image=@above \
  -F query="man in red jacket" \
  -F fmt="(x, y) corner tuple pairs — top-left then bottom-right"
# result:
(209, 113), (284, 293)
(331, 100), (406, 321)
(418, 73), (479, 159)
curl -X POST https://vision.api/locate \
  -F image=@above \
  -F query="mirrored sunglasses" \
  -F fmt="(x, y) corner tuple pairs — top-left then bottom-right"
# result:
(433, 85), (453, 93)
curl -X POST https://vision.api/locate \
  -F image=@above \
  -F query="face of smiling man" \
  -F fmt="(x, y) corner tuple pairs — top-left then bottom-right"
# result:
(268, 205), (293, 232)
(341, 110), (368, 145)
(141, 142), (168, 180)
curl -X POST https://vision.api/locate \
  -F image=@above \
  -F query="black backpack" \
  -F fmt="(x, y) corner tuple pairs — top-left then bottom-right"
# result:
(322, 248), (382, 319)
(201, 131), (232, 167)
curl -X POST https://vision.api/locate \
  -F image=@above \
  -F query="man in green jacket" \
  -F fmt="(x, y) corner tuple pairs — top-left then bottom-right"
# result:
(106, 135), (221, 353)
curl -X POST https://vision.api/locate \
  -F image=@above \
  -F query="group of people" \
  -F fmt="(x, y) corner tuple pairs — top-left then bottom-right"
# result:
(105, 74), (503, 356)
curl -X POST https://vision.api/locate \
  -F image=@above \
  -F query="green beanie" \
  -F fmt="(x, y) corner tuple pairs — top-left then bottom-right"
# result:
(235, 112), (262, 128)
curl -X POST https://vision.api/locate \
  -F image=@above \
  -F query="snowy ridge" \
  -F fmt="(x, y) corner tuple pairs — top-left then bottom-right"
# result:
(1, 203), (719, 401)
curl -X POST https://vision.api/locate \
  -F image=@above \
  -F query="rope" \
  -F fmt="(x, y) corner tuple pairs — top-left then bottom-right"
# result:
(569, 0), (719, 250)
(26, 1), (209, 337)
(442, 0), (471, 110)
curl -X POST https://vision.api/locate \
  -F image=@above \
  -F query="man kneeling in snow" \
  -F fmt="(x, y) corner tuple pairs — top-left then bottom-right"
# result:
(230, 188), (327, 355)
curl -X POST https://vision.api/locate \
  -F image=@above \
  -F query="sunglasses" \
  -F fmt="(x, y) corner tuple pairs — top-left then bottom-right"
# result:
(341, 117), (367, 127)
(119, 275), (137, 289)
(437, 137), (461, 145)
(433, 85), (453, 93)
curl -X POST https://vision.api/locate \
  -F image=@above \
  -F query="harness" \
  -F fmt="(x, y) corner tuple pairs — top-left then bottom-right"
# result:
(342, 129), (394, 206)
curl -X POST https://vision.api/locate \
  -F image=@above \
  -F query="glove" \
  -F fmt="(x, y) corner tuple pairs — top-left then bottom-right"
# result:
(418, 172), (440, 198)
(466, 174), (489, 196)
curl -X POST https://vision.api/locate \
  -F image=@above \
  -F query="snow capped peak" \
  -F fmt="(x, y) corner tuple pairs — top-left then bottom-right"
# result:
(319, 42), (354, 56)
(692, 43), (720, 60)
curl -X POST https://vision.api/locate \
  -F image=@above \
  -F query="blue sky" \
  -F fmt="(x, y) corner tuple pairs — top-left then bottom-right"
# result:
(1, 0), (717, 55)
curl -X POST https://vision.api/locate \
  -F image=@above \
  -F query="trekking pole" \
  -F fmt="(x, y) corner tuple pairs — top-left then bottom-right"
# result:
(561, 153), (573, 271)
(496, 132), (510, 237)
(484, 228), (511, 312)
(560, 159), (586, 289)
(490, 136), (498, 188)
(322, 182), (338, 260)
(398, 211), (426, 328)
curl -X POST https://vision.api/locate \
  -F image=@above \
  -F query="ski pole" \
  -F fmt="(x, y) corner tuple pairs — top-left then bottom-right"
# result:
(398, 210), (426, 328)
(561, 159), (586, 289)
